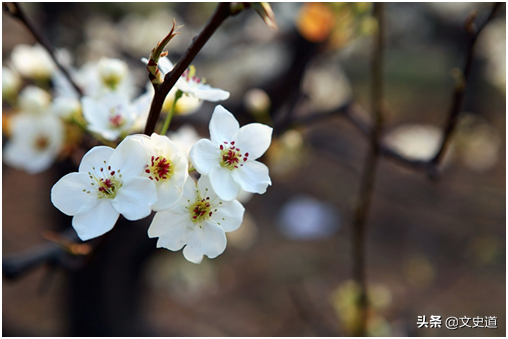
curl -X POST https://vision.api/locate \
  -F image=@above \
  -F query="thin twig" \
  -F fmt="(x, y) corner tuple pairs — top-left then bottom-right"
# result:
(351, 3), (384, 336)
(427, 2), (503, 178)
(3, 2), (84, 97)
(144, 3), (232, 135)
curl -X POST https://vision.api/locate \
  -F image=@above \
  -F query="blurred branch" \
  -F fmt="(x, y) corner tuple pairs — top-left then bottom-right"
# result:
(427, 2), (503, 178)
(3, 2), (84, 97)
(351, 3), (384, 336)
(144, 3), (234, 135)
(3, 228), (81, 280)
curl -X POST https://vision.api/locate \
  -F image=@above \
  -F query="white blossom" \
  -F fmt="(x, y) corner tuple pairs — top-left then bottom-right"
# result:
(17, 86), (51, 114)
(11, 44), (55, 80)
(51, 96), (81, 120)
(51, 138), (157, 241)
(190, 105), (272, 201)
(148, 176), (245, 264)
(2, 67), (21, 99)
(82, 92), (151, 141)
(124, 133), (189, 211)
(77, 57), (137, 100)
(3, 113), (63, 174)
(143, 57), (230, 102)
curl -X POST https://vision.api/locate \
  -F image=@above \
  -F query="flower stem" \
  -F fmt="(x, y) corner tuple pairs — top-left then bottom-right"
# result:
(160, 90), (182, 135)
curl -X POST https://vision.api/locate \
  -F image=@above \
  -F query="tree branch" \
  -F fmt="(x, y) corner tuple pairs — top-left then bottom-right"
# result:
(427, 2), (503, 178)
(143, 3), (232, 135)
(3, 2), (84, 97)
(351, 3), (384, 336)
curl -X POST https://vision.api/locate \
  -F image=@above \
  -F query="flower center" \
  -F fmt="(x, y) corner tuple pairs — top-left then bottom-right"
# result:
(34, 135), (49, 151)
(219, 141), (249, 170)
(85, 163), (123, 199)
(181, 65), (205, 87)
(189, 196), (213, 224)
(108, 106), (125, 128)
(145, 155), (173, 182)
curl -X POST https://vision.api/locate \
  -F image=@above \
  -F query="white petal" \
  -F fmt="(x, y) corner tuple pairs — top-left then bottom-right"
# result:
(197, 175), (218, 201)
(209, 105), (239, 146)
(82, 96), (109, 128)
(78, 146), (114, 173)
(211, 199), (245, 232)
(72, 199), (119, 241)
(149, 210), (191, 251)
(189, 139), (220, 176)
(158, 57), (174, 75)
(151, 181), (183, 211)
(51, 172), (99, 215)
(234, 123), (273, 160)
(109, 136), (148, 178)
(231, 161), (271, 194)
(209, 166), (241, 201)
(112, 177), (156, 220)
(183, 223), (227, 263)
(190, 84), (230, 102)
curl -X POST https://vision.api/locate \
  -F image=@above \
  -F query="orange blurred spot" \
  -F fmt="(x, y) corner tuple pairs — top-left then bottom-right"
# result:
(297, 3), (335, 43)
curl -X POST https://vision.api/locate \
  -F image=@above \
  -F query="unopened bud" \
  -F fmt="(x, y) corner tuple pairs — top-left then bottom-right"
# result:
(98, 58), (128, 89)
(18, 86), (51, 114)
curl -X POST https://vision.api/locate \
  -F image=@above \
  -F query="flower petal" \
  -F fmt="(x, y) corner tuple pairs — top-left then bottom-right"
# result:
(111, 177), (156, 220)
(72, 199), (119, 241)
(231, 160), (271, 194)
(157, 57), (174, 75)
(190, 84), (230, 102)
(211, 199), (245, 232)
(209, 105), (239, 146)
(78, 146), (115, 173)
(183, 223), (227, 264)
(234, 123), (273, 160)
(109, 136), (148, 178)
(189, 139), (220, 176)
(209, 166), (241, 201)
(51, 172), (99, 215)
(148, 209), (191, 251)
(151, 181), (183, 211)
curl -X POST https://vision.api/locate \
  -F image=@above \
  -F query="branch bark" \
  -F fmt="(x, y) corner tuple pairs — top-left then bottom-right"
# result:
(351, 3), (384, 336)
(143, 3), (232, 135)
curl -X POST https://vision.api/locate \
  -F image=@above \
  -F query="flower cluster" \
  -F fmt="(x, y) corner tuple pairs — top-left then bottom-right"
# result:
(51, 106), (273, 263)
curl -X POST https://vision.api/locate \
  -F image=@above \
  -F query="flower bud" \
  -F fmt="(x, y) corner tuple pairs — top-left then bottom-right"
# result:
(51, 96), (82, 120)
(18, 86), (51, 114)
(11, 44), (55, 80)
(2, 67), (21, 100)
(98, 58), (128, 89)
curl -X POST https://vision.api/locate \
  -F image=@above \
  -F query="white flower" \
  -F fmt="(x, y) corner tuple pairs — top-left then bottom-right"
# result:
(144, 57), (230, 102)
(82, 92), (151, 140)
(190, 105), (272, 201)
(2, 67), (21, 99)
(51, 138), (157, 241)
(51, 96), (81, 120)
(97, 57), (128, 89)
(3, 113), (64, 174)
(148, 176), (245, 264)
(77, 57), (137, 100)
(124, 133), (189, 211)
(17, 86), (52, 114)
(11, 44), (55, 80)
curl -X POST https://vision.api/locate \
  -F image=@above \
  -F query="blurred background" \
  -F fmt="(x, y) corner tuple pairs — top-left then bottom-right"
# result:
(2, 2), (505, 336)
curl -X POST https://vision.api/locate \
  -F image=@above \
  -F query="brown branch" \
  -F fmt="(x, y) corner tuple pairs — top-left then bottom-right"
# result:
(427, 2), (503, 178)
(3, 2), (84, 97)
(3, 228), (80, 280)
(351, 3), (384, 336)
(143, 3), (233, 135)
